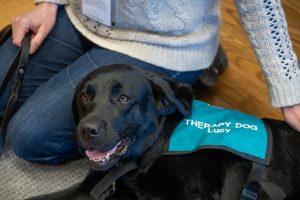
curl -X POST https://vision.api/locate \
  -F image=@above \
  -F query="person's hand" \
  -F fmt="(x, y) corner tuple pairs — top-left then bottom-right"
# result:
(11, 2), (58, 54)
(281, 103), (300, 132)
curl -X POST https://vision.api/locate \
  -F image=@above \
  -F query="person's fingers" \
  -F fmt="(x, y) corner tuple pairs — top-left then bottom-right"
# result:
(11, 2), (57, 53)
(11, 16), (30, 47)
(287, 116), (300, 132)
(281, 104), (300, 132)
(29, 26), (48, 54)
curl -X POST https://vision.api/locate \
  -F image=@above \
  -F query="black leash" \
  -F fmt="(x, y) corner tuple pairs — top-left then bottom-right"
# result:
(0, 25), (12, 46)
(0, 32), (31, 154)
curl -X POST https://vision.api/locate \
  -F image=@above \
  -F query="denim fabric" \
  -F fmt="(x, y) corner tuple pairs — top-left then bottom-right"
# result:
(0, 10), (202, 164)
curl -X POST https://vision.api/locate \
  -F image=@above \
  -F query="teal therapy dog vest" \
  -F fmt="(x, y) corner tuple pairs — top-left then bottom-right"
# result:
(164, 100), (272, 165)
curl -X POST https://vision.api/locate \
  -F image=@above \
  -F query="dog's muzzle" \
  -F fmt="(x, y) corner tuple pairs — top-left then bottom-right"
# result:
(85, 138), (130, 164)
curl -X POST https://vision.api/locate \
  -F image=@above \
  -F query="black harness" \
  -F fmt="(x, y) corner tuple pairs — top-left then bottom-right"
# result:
(88, 118), (287, 200)
(90, 161), (287, 200)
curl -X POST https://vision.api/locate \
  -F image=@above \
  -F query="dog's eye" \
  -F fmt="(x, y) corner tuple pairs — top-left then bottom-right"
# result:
(79, 93), (89, 102)
(117, 95), (131, 103)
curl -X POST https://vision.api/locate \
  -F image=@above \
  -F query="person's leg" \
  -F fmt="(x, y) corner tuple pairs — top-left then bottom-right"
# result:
(87, 48), (203, 84)
(8, 46), (202, 164)
(0, 9), (92, 116)
(0, 9), (92, 158)
(196, 45), (228, 88)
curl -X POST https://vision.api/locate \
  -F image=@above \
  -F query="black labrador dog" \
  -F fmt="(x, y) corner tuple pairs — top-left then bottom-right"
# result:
(28, 64), (300, 200)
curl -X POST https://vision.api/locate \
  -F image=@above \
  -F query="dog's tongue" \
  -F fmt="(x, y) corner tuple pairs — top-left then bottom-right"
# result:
(86, 145), (118, 160)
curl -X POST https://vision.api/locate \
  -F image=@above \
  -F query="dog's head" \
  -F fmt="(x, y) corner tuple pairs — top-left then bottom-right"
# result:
(72, 64), (194, 171)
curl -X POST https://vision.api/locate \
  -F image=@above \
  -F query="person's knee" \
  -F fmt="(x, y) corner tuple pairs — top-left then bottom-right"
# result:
(8, 121), (55, 163)
(7, 117), (80, 164)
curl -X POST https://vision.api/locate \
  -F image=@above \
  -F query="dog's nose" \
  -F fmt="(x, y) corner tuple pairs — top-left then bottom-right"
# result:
(82, 123), (102, 136)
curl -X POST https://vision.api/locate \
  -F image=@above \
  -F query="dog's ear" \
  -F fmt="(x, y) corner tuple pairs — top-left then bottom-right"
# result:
(146, 72), (194, 117)
(72, 94), (80, 125)
(72, 83), (82, 125)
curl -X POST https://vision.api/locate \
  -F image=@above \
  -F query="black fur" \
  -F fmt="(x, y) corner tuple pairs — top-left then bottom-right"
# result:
(27, 64), (300, 200)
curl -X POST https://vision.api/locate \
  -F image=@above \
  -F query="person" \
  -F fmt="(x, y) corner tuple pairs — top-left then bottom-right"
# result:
(0, 0), (299, 164)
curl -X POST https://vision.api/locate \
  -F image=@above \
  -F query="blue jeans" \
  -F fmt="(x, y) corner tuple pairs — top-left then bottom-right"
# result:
(0, 10), (202, 164)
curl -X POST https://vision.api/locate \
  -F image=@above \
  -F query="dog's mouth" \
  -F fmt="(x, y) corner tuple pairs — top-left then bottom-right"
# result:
(85, 138), (130, 166)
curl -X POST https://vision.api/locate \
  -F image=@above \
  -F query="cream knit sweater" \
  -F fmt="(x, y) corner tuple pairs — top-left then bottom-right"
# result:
(35, 0), (300, 108)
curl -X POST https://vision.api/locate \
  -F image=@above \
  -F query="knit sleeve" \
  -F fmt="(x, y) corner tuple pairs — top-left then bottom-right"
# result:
(35, 0), (69, 5)
(234, 0), (300, 108)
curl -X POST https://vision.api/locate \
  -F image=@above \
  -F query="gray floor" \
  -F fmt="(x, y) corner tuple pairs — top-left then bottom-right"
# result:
(0, 144), (89, 200)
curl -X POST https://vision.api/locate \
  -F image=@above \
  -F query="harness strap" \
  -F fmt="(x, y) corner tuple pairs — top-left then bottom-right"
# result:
(260, 182), (287, 200)
(241, 163), (287, 200)
(90, 161), (137, 200)
(241, 162), (266, 200)
(0, 32), (31, 154)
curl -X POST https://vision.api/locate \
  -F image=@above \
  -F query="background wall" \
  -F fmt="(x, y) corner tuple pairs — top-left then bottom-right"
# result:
(0, 0), (299, 120)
